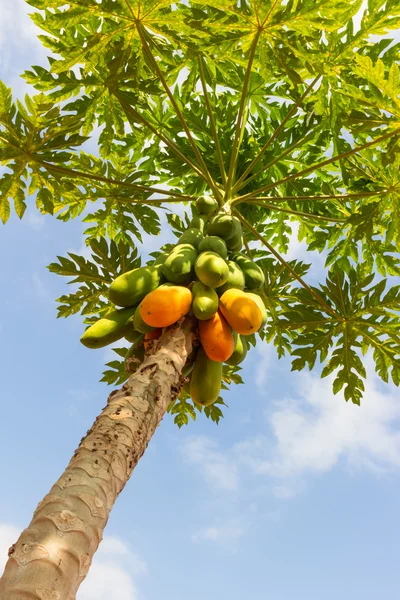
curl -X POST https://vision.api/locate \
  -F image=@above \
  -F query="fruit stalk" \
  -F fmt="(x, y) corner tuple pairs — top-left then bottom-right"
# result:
(0, 321), (194, 600)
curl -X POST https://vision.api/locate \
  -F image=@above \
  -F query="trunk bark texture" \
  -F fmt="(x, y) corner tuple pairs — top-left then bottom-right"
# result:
(0, 320), (193, 600)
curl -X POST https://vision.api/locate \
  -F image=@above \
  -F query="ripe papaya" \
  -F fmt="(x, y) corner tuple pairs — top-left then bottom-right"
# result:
(217, 260), (245, 295)
(80, 306), (136, 349)
(178, 228), (204, 249)
(245, 292), (267, 328)
(133, 303), (156, 334)
(226, 334), (248, 366)
(192, 282), (219, 321)
(190, 214), (207, 232)
(196, 195), (218, 215)
(207, 214), (237, 240)
(198, 236), (228, 259)
(109, 264), (164, 307)
(182, 347), (198, 377)
(141, 285), (192, 328)
(219, 289), (262, 335)
(195, 251), (229, 288)
(199, 311), (235, 362)
(163, 243), (197, 284)
(231, 253), (265, 290)
(144, 329), (162, 349)
(190, 347), (223, 407)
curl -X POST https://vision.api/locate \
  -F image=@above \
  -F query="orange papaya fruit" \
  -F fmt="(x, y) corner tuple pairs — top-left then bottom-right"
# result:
(144, 329), (162, 349)
(219, 289), (262, 335)
(199, 311), (235, 362)
(190, 347), (223, 407)
(140, 285), (192, 328)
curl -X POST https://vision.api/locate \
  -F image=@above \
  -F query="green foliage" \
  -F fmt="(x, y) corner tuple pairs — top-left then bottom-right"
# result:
(2, 0), (400, 421)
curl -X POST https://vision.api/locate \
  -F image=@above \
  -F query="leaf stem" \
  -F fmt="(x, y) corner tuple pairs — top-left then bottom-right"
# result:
(198, 55), (227, 185)
(235, 211), (342, 319)
(233, 190), (389, 204)
(233, 75), (321, 192)
(235, 127), (400, 202)
(137, 25), (221, 200)
(37, 160), (196, 200)
(225, 29), (262, 199)
(240, 200), (346, 223)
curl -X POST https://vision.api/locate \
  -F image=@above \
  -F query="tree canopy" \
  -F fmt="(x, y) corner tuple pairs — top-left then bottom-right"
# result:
(1, 0), (400, 421)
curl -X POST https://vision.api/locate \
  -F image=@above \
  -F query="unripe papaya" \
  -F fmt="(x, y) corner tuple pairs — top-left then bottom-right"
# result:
(196, 195), (218, 215)
(163, 243), (197, 284)
(219, 289), (262, 335)
(190, 347), (223, 407)
(144, 329), (162, 349)
(178, 228), (204, 249)
(80, 306), (136, 349)
(224, 218), (242, 251)
(195, 251), (229, 289)
(207, 214), (236, 240)
(192, 282), (219, 320)
(199, 311), (235, 362)
(217, 260), (245, 295)
(109, 264), (164, 307)
(190, 214), (207, 232)
(246, 292), (267, 328)
(125, 327), (142, 343)
(231, 253), (265, 290)
(133, 303), (156, 334)
(182, 347), (198, 377)
(141, 285), (192, 328)
(152, 253), (167, 266)
(198, 236), (228, 259)
(226, 334), (248, 366)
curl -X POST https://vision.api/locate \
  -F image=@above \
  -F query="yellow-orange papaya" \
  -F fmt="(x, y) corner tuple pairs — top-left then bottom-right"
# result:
(219, 289), (262, 335)
(140, 285), (192, 328)
(199, 311), (234, 362)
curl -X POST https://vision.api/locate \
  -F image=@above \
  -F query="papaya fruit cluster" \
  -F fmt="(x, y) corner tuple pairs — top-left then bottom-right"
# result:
(80, 195), (267, 409)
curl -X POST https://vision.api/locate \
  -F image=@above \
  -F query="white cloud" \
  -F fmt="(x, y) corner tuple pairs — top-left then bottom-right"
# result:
(0, 524), (20, 574)
(182, 436), (239, 491)
(191, 522), (244, 551)
(255, 343), (275, 392)
(236, 367), (400, 487)
(79, 536), (147, 600)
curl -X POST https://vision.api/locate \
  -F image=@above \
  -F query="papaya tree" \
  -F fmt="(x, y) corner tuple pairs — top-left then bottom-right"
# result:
(1, 0), (400, 597)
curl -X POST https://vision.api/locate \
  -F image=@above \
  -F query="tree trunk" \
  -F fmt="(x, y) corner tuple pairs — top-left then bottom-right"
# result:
(0, 319), (194, 600)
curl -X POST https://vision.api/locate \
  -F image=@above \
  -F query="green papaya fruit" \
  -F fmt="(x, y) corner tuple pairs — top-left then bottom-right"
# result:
(133, 303), (156, 334)
(109, 264), (164, 307)
(182, 347), (198, 377)
(80, 307), (136, 349)
(207, 214), (236, 239)
(217, 260), (246, 295)
(125, 326), (142, 343)
(207, 215), (242, 243)
(232, 253), (265, 290)
(190, 347), (222, 406)
(224, 218), (242, 250)
(226, 334), (248, 366)
(163, 243), (198, 284)
(152, 253), (167, 266)
(196, 195), (218, 215)
(192, 282), (219, 320)
(195, 251), (229, 289)
(190, 214), (207, 232)
(198, 236), (228, 259)
(246, 292), (267, 328)
(178, 228), (204, 249)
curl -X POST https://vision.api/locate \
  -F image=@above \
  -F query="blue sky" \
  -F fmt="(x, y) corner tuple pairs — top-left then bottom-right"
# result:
(1, 2), (400, 599)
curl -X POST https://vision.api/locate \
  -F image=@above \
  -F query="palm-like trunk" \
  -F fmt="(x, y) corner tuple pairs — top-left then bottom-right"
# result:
(0, 320), (194, 600)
